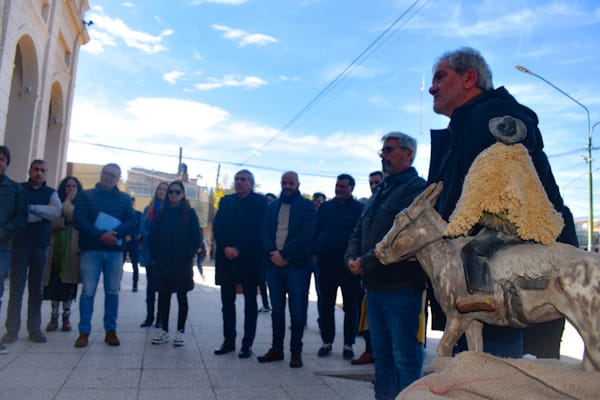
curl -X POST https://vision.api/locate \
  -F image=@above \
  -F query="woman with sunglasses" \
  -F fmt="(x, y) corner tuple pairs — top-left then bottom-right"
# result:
(149, 181), (202, 346)
(139, 182), (168, 328)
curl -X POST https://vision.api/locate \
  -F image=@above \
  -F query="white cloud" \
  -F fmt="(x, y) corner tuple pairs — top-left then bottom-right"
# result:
(121, 2), (134, 8)
(193, 75), (267, 90)
(85, 12), (172, 54)
(163, 70), (185, 84)
(211, 24), (277, 47)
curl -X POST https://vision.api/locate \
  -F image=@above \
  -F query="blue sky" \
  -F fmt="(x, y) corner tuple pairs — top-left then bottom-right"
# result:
(68, 0), (600, 218)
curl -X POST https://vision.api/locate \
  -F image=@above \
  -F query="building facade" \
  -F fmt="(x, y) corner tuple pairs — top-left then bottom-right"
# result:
(0, 0), (89, 185)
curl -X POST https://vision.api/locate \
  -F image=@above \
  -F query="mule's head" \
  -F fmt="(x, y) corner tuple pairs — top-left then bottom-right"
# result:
(375, 182), (444, 264)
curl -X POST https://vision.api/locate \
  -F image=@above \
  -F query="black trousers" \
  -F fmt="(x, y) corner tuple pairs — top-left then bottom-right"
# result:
(317, 270), (361, 346)
(220, 281), (258, 349)
(158, 289), (188, 332)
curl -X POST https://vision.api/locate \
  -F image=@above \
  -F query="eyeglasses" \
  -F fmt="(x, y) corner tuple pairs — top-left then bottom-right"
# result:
(167, 189), (183, 195)
(101, 171), (118, 179)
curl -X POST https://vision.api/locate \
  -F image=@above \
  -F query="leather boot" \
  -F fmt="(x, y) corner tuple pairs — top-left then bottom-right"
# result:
(46, 315), (59, 332)
(62, 314), (72, 332)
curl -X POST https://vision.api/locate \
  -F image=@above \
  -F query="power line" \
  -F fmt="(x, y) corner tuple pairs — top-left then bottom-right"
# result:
(239, 0), (428, 166)
(69, 138), (356, 181)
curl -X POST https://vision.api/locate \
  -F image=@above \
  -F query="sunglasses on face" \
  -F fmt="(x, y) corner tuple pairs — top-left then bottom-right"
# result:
(167, 189), (183, 195)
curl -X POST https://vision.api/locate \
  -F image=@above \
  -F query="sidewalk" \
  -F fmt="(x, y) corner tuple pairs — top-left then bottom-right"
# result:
(0, 263), (583, 399)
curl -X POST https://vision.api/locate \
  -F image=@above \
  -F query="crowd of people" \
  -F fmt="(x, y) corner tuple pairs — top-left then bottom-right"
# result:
(0, 47), (579, 399)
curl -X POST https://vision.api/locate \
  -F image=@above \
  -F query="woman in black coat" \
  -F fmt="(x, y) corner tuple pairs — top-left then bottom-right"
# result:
(149, 181), (202, 346)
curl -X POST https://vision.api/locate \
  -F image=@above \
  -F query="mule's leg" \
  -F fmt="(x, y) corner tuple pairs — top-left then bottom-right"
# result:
(464, 320), (484, 352)
(437, 317), (463, 357)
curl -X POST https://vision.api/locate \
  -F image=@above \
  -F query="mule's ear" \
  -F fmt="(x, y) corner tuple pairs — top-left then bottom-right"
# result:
(423, 182), (443, 207)
(414, 183), (438, 208)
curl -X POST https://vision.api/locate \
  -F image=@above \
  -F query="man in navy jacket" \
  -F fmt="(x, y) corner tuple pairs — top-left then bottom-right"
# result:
(213, 169), (267, 359)
(73, 163), (135, 348)
(257, 171), (315, 368)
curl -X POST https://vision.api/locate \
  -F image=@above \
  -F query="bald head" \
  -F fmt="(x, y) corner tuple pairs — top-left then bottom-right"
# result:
(281, 171), (299, 197)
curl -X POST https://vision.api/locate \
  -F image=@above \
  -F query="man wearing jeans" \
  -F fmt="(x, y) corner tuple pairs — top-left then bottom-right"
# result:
(73, 163), (135, 347)
(346, 132), (427, 399)
(3, 160), (61, 345)
(258, 171), (315, 368)
(0, 146), (27, 354)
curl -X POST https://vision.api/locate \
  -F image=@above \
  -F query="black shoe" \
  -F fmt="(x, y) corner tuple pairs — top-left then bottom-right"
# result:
(257, 348), (284, 363)
(317, 343), (332, 357)
(29, 332), (47, 343)
(140, 319), (153, 328)
(214, 343), (235, 355)
(290, 352), (303, 368)
(1, 332), (17, 344)
(238, 347), (252, 359)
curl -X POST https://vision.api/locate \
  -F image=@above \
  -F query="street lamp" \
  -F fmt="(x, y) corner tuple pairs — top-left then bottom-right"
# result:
(515, 65), (593, 251)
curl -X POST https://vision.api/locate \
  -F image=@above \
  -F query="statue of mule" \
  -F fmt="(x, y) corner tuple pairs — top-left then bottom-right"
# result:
(375, 182), (600, 371)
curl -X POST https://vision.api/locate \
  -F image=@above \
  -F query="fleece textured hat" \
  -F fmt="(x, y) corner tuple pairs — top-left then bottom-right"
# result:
(488, 115), (527, 144)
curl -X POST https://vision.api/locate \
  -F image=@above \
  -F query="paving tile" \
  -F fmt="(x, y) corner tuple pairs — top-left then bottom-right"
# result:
(54, 388), (138, 400)
(140, 368), (211, 389)
(63, 368), (140, 389)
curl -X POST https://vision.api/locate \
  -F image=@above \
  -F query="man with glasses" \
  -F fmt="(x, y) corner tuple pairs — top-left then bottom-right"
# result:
(3, 160), (61, 346)
(346, 132), (427, 399)
(73, 163), (136, 347)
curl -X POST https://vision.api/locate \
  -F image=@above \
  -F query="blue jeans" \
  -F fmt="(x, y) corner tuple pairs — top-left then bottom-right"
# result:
(6, 247), (48, 335)
(0, 250), (11, 310)
(266, 263), (310, 353)
(78, 251), (123, 334)
(367, 289), (424, 400)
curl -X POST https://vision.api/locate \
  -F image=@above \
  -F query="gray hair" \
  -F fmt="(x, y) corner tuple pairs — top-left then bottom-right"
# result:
(381, 132), (417, 163)
(235, 169), (255, 187)
(434, 47), (493, 91)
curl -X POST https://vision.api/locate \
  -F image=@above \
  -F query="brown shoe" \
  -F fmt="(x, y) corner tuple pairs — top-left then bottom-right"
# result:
(46, 316), (59, 332)
(74, 333), (89, 348)
(456, 295), (496, 313)
(351, 351), (374, 365)
(257, 348), (284, 363)
(104, 331), (120, 346)
(62, 315), (72, 332)
(289, 352), (303, 368)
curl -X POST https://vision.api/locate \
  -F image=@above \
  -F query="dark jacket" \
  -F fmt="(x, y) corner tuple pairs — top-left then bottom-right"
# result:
(0, 174), (27, 250)
(428, 86), (577, 245)
(74, 183), (136, 252)
(213, 191), (268, 285)
(345, 167), (428, 291)
(315, 197), (363, 279)
(13, 181), (60, 249)
(427, 86), (578, 331)
(261, 190), (316, 268)
(149, 201), (202, 292)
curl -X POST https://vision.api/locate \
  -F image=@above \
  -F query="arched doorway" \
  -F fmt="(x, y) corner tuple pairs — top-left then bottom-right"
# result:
(4, 35), (39, 182)
(44, 82), (65, 185)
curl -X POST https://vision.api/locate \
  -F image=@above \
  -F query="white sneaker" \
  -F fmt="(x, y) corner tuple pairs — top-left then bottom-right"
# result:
(173, 330), (184, 347)
(152, 330), (169, 345)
